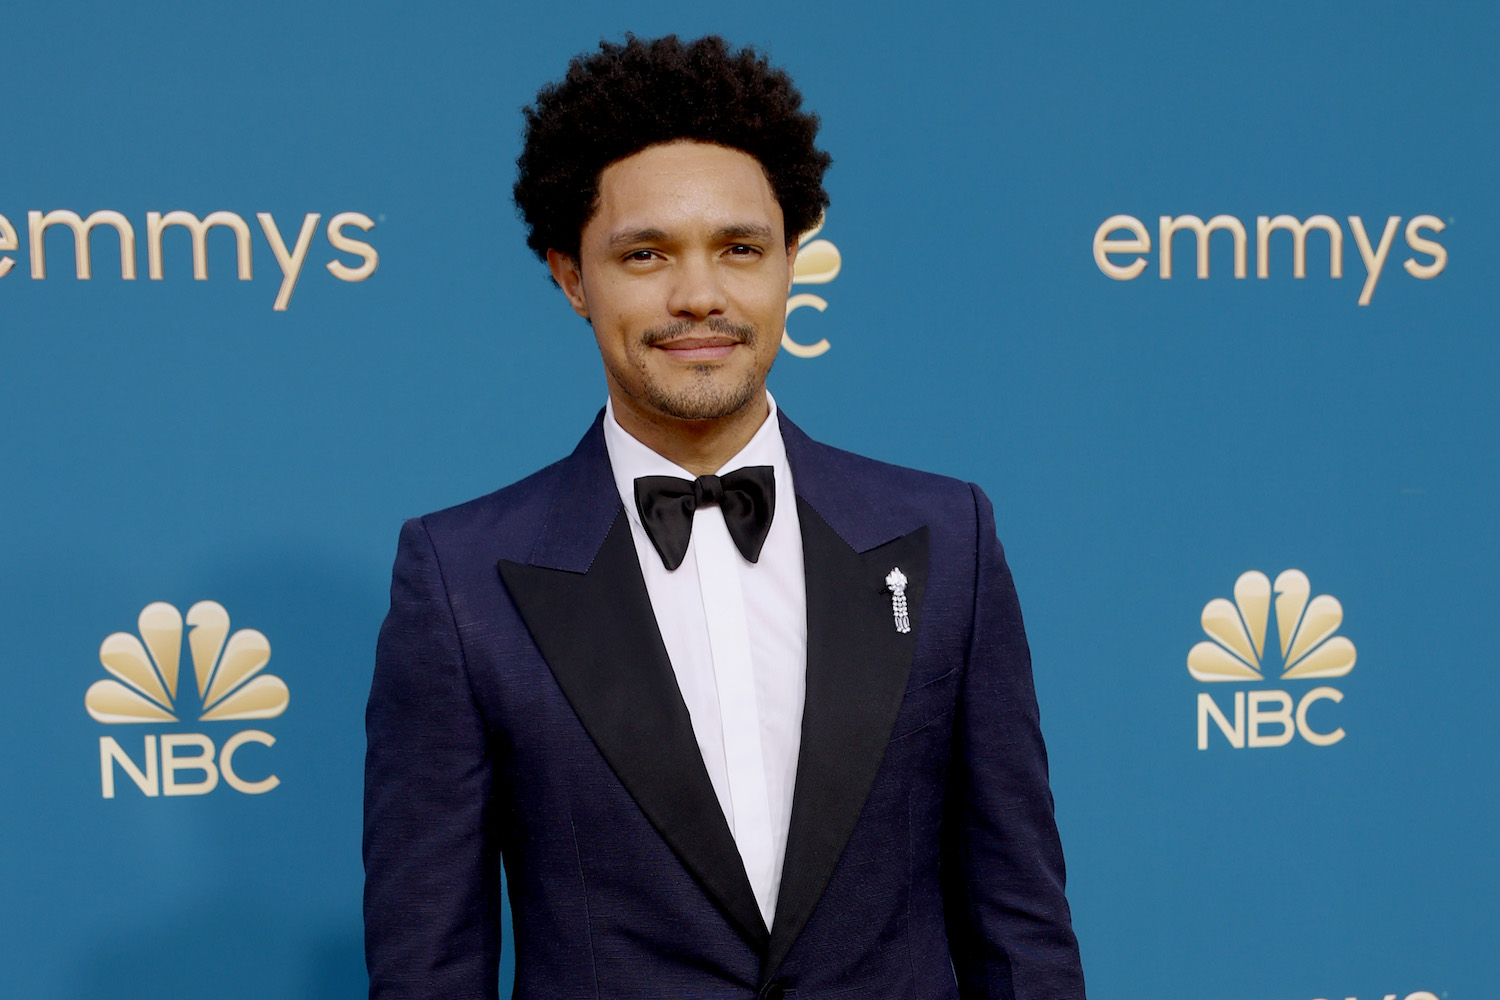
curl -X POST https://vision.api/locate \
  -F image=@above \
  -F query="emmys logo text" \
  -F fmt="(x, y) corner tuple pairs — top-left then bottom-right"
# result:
(1094, 213), (1446, 305)
(0, 208), (377, 310)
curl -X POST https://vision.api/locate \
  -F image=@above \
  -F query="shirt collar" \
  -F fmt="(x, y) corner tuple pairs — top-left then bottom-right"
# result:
(603, 392), (791, 530)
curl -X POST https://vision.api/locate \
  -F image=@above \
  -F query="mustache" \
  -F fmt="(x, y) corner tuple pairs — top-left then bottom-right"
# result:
(640, 317), (758, 346)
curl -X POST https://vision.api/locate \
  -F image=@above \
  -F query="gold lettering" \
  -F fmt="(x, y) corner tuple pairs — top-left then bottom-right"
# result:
(1092, 215), (1151, 280)
(161, 733), (220, 796)
(1159, 215), (1247, 279)
(325, 212), (379, 282)
(1294, 686), (1345, 746)
(783, 293), (831, 358)
(99, 736), (158, 798)
(1348, 216), (1400, 306)
(147, 210), (252, 280)
(1257, 214), (1343, 279)
(220, 730), (280, 794)
(257, 212), (321, 311)
(0, 213), (16, 278)
(1403, 214), (1447, 279)
(28, 209), (137, 280)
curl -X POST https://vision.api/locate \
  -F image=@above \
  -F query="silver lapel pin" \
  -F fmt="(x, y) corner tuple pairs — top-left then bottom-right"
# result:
(885, 567), (910, 634)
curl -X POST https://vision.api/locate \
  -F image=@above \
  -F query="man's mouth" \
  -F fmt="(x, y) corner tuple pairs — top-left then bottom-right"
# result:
(643, 320), (755, 362)
(654, 335), (741, 362)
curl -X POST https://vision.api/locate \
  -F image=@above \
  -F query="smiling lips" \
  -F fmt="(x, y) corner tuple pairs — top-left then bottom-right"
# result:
(654, 335), (742, 362)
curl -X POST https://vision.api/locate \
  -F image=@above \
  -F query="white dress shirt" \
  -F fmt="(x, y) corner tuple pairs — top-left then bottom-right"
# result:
(603, 393), (807, 927)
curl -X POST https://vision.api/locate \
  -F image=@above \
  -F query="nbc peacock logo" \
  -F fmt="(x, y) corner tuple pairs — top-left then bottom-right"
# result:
(1187, 570), (1355, 750)
(86, 601), (288, 798)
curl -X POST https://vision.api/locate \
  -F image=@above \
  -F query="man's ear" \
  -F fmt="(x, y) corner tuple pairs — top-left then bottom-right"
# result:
(784, 237), (800, 296)
(546, 249), (589, 319)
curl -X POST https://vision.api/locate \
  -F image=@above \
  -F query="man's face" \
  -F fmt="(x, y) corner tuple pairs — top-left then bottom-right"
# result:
(549, 141), (797, 431)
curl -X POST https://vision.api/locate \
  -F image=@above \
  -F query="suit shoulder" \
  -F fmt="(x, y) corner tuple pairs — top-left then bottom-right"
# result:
(807, 437), (974, 498)
(788, 430), (985, 554)
(407, 456), (570, 565)
(794, 434), (979, 512)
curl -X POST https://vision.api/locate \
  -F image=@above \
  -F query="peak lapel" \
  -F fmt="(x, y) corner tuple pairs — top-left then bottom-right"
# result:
(765, 496), (930, 979)
(497, 418), (768, 951)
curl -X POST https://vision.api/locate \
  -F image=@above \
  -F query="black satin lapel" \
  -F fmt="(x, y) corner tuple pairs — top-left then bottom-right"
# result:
(498, 513), (769, 950)
(765, 501), (930, 979)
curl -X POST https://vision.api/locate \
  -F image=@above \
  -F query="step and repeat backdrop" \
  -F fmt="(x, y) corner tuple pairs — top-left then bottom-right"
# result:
(2, 2), (1493, 998)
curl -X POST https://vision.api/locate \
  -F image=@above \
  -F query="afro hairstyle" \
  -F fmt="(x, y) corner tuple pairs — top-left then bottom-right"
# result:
(513, 34), (832, 263)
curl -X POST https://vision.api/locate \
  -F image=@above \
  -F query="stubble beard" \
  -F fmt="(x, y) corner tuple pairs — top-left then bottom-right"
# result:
(616, 317), (768, 422)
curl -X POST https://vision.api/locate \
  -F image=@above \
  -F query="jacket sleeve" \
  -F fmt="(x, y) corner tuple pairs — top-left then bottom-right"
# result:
(940, 484), (1086, 1000)
(364, 517), (501, 1000)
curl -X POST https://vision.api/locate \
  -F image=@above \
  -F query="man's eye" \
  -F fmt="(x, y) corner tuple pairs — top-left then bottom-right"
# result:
(625, 249), (657, 262)
(727, 244), (760, 256)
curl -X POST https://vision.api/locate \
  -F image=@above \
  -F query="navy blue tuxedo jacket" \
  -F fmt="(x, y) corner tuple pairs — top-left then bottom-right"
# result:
(364, 411), (1085, 999)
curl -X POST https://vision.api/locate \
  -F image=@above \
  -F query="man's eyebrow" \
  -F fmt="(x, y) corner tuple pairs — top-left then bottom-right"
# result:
(713, 224), (774, 243)
(605, 227), (670, 250)
(603, 224), (776, 250)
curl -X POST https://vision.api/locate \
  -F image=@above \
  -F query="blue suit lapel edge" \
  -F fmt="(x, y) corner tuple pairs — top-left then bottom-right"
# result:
(499, 410), (933, 979)
(767, 410), (932, 983)
(499, 413), (770, 951)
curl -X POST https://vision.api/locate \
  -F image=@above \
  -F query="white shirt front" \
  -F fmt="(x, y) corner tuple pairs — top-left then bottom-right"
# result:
(603, 393), (807, 928)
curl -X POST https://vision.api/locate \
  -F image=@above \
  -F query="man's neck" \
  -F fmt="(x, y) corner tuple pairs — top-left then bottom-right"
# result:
(607, 389), (771, 477)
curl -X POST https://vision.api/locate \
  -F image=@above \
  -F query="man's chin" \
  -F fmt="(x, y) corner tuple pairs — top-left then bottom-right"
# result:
(643, 378), (765, 423)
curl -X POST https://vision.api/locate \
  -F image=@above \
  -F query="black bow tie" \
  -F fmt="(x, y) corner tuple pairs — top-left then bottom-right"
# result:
(633, 466), (776, 571)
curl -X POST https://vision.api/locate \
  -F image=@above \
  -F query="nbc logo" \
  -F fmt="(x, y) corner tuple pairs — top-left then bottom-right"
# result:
(1188, 570), (1356, 749)
(85, 601), (288, 797)
(783, 217), (841, 359)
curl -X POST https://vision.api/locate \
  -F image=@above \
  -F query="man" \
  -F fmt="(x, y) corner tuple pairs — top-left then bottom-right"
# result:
(365, 34), (1085, 1000)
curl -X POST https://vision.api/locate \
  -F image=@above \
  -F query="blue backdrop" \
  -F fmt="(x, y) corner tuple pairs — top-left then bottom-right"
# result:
(2, 3), (1494, 998)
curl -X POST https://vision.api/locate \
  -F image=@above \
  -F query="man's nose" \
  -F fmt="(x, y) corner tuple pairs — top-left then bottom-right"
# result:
(666, 254), (728, 319)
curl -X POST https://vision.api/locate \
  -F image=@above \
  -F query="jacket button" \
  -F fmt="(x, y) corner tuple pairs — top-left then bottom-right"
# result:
(760, 984), (786, 1000)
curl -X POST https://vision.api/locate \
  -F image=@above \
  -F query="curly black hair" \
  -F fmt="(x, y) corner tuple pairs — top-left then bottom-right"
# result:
(514, 34), (832, 263)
